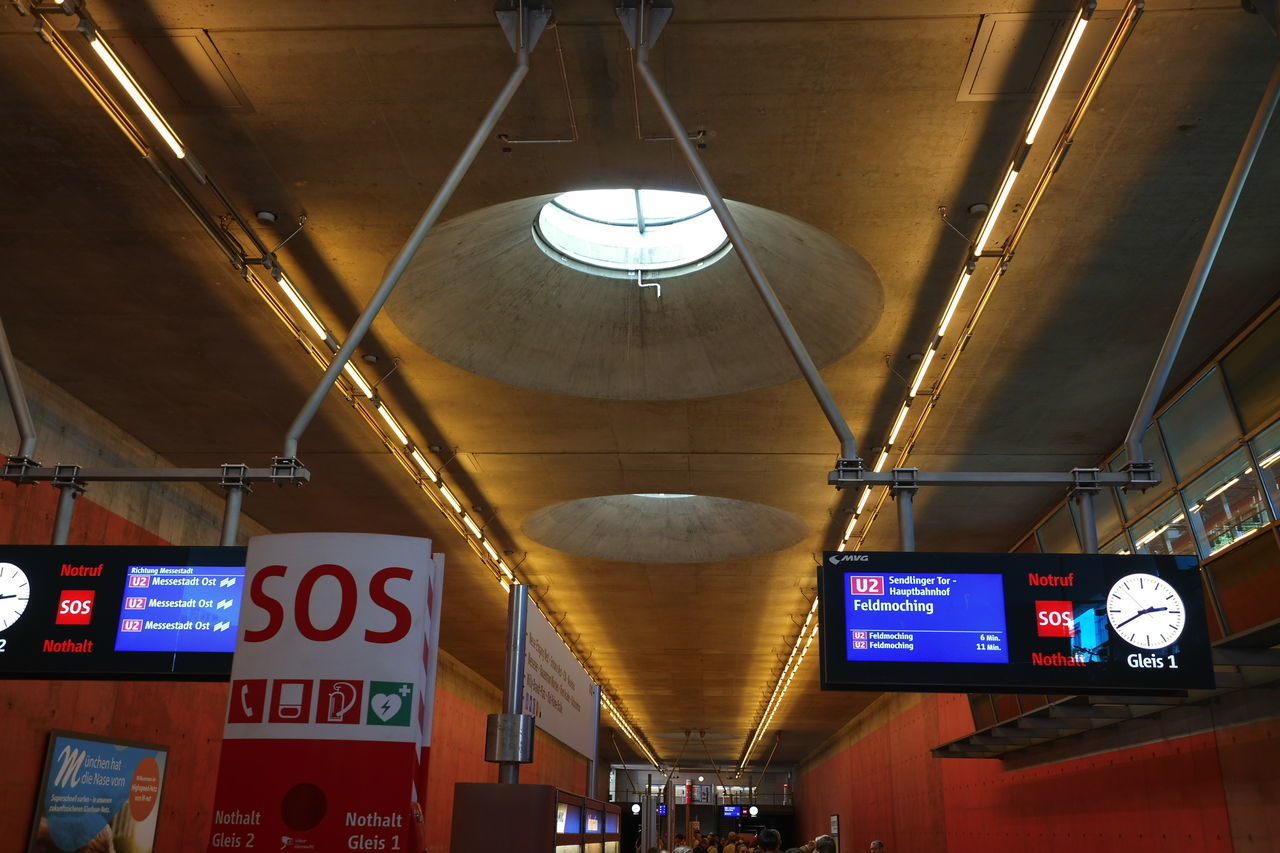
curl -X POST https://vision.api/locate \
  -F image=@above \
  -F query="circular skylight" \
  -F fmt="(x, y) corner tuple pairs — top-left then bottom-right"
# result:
(533, 188), (731, 279)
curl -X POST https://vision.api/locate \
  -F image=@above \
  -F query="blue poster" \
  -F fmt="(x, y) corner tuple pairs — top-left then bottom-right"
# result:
(27, 731), (168, 853)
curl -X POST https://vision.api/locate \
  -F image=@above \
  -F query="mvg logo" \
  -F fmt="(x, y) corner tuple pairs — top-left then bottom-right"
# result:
(53, 745), (87, 789)
(849, 575), (885, 595)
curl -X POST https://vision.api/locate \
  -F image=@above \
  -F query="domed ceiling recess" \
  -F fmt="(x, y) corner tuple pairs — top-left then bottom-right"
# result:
(522, 494), (807, 563)
(389, 190), (884, 400)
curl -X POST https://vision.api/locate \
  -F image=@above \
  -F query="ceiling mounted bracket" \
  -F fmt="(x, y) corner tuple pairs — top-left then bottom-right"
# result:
(220, 462), (254, 494)
(616, 0), (673, 49)
(1068, 467), (1102, 495)
(269, 456), (311, 486)
(890, 467), (920, 497)
(495, 0), (553, 54)
(828, 457), (866, 489)
(1120, 459), (1159, 492)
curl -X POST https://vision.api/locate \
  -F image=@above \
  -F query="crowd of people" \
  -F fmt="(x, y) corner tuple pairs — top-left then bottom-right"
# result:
(650, 829), (884, 853)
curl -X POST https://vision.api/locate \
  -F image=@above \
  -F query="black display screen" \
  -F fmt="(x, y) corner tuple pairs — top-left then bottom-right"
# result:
(0, 545), (244, 680)
(819, 552), (1213, 694)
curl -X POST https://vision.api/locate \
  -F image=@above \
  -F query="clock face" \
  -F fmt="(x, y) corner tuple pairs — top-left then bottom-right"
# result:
(1107, 572), (1186, 650)
(0, 561), (31, 631)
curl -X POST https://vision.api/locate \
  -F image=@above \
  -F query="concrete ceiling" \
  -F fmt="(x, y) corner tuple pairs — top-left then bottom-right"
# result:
(2, 0), (1277, 771)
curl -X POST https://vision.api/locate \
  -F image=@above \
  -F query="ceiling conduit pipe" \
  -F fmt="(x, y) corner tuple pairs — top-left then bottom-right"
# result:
(279, 2), (548, 463)
(1123, 58), (1280, 471)
(621, 1), (861, 464)
(0, 313), (38, 464)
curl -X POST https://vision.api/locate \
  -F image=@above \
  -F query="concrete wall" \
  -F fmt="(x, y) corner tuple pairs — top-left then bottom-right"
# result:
(794, 693), (1280, 852)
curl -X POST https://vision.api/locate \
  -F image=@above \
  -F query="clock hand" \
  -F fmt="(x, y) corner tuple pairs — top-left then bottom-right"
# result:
(1114, 606), (1169, 630)
(0, 593), (16, 600)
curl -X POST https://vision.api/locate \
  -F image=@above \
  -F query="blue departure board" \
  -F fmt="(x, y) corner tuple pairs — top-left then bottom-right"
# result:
(113, 564), (245, 653)
(843, 571), (1008, 664)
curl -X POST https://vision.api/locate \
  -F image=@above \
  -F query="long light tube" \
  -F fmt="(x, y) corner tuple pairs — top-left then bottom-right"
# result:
(438, 483), (463, 514)
(856, 487), (871, 514)
(937, 272), (972, 337)
(887, 403), (911, 446)
(376, 403), (409, 445)
(275, 273), (328, 339)
(1025, 13), (1089, 145)
(1205, 477), (1240, 502)
(1260, 449), (1280, 468)
(86, 35), (186, 160)
(410, 449), (438, 481)
(908, 347), (937, 397)
(343, 363), (375, 398)
(972, 167), (1019, 256)
(873, 449), (890, 472)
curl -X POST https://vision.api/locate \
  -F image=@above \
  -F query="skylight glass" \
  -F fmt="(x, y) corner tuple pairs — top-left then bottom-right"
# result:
(534, 188), (730, 277)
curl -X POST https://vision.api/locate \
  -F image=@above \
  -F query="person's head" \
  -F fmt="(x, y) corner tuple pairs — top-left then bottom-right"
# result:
(814, 837), (836, 853)
(869, 842), (884, 852)
(758, 829), (782, 852)
(727, 833), (738, 843)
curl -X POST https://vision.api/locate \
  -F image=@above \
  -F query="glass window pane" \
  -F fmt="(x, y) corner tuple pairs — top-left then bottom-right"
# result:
(1157, 369), (1240, 481)
(1107, 433), (1174, 519)
(1036, 503), (1080, 553)
(1130, 495), (1197, 557)
(1222, 308), (1280, 431)
(1184, 449), (1272, 558)
(1012, 534), (1039, 553)
(1204, 526), (1280, 635)
(1249, 418), (1280, 519)
(1101, 532), (1134, 555)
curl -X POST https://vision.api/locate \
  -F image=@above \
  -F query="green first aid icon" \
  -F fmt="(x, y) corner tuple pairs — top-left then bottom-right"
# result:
(367, 681), (414, 726)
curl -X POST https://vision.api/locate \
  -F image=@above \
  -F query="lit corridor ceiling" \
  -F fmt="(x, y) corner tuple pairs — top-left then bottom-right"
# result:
(1, 0), (1277, 769)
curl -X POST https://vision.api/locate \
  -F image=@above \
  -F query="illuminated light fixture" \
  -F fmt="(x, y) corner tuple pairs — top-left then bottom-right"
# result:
(837, 539), (849, 550)
(498, 560), (515, 581)
(463, 514), (483, 539)
(1211, 527), (1258, 555)
(1134, 528), (1160, 547)
(1205, 478), (1240, 502)
(843, 514), (858, 540)
(1188, 503), (1203, 514)
(86, 34), (186, 160)
(1171, 513), (1185, 524)
(1259, 449), (1280, 468)
(376, 403), (410, 445)
(873, 449), (890, 473)
(887, 403), (911, 445)
(410, 449), (438, 482)
(500, 578), (510, 593)
(937, 272), (972, 337)
(972, 167), (1019, 256)
(909, 347), (937, 397)
(274, 273), (328, 339)
(438, 483), (463, 514)
(482, 540), (500, 562)
(856, 488), (871, 514)
(343, 362), (374, 398)
(1025, 11), (1089, 145)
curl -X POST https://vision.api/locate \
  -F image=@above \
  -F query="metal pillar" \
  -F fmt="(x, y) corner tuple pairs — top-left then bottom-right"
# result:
(281, 8), (547, 462)
(892, 468), (919, 552)
(0, 312), (38, 462)
(220, 486), (245, 547)
(622, 3), (860, 464)
(51, 483), (79, 545)
(1124, 58), (1280, 466)
(487, 582), (535, 783)
(587, 683), (602, 798)
(1075, 491), (1099, 554)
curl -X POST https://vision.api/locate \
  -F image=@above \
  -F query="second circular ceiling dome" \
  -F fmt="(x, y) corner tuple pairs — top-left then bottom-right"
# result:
(389, 190), (883, 401)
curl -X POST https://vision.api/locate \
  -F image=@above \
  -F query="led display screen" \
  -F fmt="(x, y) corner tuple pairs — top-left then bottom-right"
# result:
(0, 545), (244, 680)
(723, 806), (741, 817)
(820, 552), (1213, 694)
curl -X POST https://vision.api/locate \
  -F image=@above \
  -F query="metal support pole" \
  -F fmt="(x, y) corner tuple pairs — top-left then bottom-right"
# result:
(280, 35), (537, 462)
(220, 486), (245, 547)
(491, 582), (533, 784)
(896, 489), (916, 552)
(627, 18), (859, 463)
(587, 683), (602, 798)
(1075, 490), (1099, 554)
(51, 484), (79, 545)
(0, 313), (38, 462)
(1124, 59), (1280, 465)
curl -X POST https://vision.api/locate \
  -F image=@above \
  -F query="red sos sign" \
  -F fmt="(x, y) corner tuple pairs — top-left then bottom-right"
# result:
(849, 575), (884, 595)
(244, 564), (413, 644)
(56, 590), (95, 625)
(1036, 600), (1074, 637)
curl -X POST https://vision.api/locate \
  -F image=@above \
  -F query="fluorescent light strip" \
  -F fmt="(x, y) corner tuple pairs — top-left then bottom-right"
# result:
(376, 403), (410, 445)
(438, 483), (462, 514)
(1260, 449), (1280, 468)
(843, 514), (858, 540)
(275, 274), (328, 338)
(462, 514), (482, 539)
(497, 560), (514, 580)
(873, 449), (890, 473)
(972, 167), (1019, 257)
(856, 487), (871, 514)
(344, 363), (375, 398)
(1204, 477), (1241, 502)
(937, 272), (972, 337)
(482, 540), (499, 561)
(1025, 14), (1088, 145)
(87, 36), (185, 160)
(908, 347), (937, 397)
(887, 403), (911, 446)
(409, 449), (438, 482)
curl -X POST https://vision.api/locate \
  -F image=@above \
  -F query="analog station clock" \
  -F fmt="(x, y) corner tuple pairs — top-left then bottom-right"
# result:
(0, 561), (31, 631)
(1106, 572), (1186, 650)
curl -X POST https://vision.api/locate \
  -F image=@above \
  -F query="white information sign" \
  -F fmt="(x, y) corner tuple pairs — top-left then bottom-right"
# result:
(522, 600), (597, 758)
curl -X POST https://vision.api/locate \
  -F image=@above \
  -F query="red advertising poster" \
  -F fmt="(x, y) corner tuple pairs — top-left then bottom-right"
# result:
(207, 534), (443, 853)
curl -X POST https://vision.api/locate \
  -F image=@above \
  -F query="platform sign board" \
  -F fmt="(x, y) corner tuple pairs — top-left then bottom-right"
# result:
(26, 730), (168, 853)
(819, 552), (1213, 694)
(521, 601), (597, 758)
(207, 534), (443, 853)
(0, 545), (244, 679)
